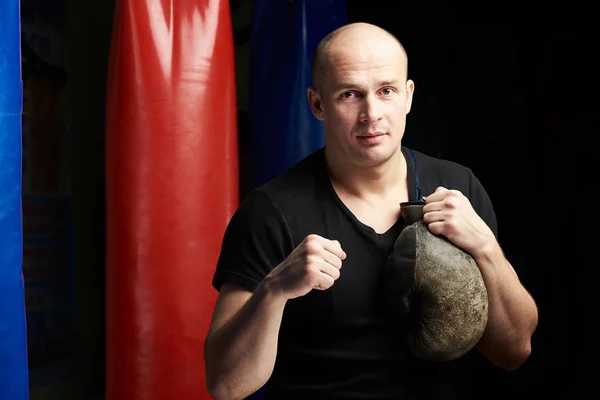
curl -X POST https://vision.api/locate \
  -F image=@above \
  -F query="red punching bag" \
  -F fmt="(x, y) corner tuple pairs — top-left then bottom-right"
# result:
(105, 1), (238, 399)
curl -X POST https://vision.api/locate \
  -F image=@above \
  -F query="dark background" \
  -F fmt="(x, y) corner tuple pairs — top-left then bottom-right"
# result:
(341, 2), (598, 395)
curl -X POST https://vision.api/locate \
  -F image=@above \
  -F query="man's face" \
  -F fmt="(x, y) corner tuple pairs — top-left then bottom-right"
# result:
(309, 43), (414, 167)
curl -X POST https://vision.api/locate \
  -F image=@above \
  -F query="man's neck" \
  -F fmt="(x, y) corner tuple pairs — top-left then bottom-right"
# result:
(325, 146), (407, 199)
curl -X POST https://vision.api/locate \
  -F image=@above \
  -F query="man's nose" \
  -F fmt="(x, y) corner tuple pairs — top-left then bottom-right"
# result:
(359, 94), (383, 123)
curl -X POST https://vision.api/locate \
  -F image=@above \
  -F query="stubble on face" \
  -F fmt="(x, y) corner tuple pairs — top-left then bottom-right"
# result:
(313, 23), (413, 168)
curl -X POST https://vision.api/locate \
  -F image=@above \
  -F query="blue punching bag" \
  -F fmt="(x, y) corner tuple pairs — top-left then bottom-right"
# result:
(248, 0), (348, 190)
(0, 1), (30, 399)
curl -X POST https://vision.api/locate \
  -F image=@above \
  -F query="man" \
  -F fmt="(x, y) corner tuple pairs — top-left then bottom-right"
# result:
(204, 22), (538, 399)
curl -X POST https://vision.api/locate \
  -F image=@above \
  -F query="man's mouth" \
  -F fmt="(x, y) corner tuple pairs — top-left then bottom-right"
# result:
(357, 132), (386, 144)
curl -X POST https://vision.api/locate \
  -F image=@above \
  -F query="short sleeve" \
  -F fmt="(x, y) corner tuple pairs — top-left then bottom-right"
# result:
(212, 189), (294, 292)
(467, 169), (499, 239)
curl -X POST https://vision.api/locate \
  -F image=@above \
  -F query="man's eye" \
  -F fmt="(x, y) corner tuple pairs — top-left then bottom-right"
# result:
(381, 88), (393, 96)
(341, 91), (355, 98)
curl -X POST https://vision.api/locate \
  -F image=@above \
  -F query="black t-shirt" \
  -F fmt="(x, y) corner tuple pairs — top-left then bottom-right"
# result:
(212, 146), (499, 400)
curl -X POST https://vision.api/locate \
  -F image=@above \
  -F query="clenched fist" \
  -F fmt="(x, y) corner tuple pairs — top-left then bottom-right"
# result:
(263, 234), (346, 300)
(423, 186), (496, 259)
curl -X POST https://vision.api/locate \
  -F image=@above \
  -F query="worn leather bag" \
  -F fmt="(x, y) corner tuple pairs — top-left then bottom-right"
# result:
(382, 201), (488, 361)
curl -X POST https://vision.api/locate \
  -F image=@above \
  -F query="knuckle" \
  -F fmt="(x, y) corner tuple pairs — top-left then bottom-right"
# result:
(443, 220), (457, 235)
(306, 233), (319, 241)
(430, 223), (442, 234)
(303, 235), (315, 247)
(304, 253), (318, 266)
(323, 276), (334, 288)
(316, 275), (329, 289)
(305, 240), (321, 254)
(305, 263), (320, 276)
(444, 196), (460, 209)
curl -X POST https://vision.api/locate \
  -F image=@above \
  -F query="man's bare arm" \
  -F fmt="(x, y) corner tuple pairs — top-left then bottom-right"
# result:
(205, 235), (346, 399)
(474, 244), (538, 371)
(204, 282), (287, 400)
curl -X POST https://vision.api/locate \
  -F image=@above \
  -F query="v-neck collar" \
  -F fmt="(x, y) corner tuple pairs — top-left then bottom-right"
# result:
(320, 146), (417, 241)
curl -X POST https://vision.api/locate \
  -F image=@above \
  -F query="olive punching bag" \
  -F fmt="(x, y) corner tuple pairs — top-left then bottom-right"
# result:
(105, 1), (238, 399)
(383, 201), (488, 362)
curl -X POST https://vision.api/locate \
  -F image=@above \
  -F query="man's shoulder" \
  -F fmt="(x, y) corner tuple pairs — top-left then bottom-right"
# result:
(242, 147), (328, 213)
(403, 146), (481, 198)
(406, 147), (473, 176)
(406, 146), (476, 184)
(256, 147), (326, 197)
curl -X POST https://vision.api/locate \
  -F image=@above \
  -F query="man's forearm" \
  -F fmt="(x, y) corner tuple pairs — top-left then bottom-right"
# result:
(474, 243), (539, 371)
(205, 282), (287, 399)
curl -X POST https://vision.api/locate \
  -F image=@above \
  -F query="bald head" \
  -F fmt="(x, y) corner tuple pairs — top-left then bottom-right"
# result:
(311, 23), (408, 92)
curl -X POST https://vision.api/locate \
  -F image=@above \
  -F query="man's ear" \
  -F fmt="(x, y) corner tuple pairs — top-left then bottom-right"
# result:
(405, 79), (415, 114)
(307, 86), (325, 120)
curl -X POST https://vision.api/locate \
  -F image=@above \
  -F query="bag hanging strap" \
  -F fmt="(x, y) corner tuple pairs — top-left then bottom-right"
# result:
(408, 148), (423, 201)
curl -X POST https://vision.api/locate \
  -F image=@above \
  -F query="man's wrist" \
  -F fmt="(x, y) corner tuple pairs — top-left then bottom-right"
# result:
(473, 238), (503, 265)
(255, 276), (289, 307)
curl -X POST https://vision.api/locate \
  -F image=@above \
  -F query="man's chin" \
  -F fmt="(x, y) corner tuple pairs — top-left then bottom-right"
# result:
(354, 146), (399, 166)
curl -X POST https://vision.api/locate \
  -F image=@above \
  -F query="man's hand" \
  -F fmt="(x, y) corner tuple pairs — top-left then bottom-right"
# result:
(422, 186), (496, 259)
(261, 234), (346, 300)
